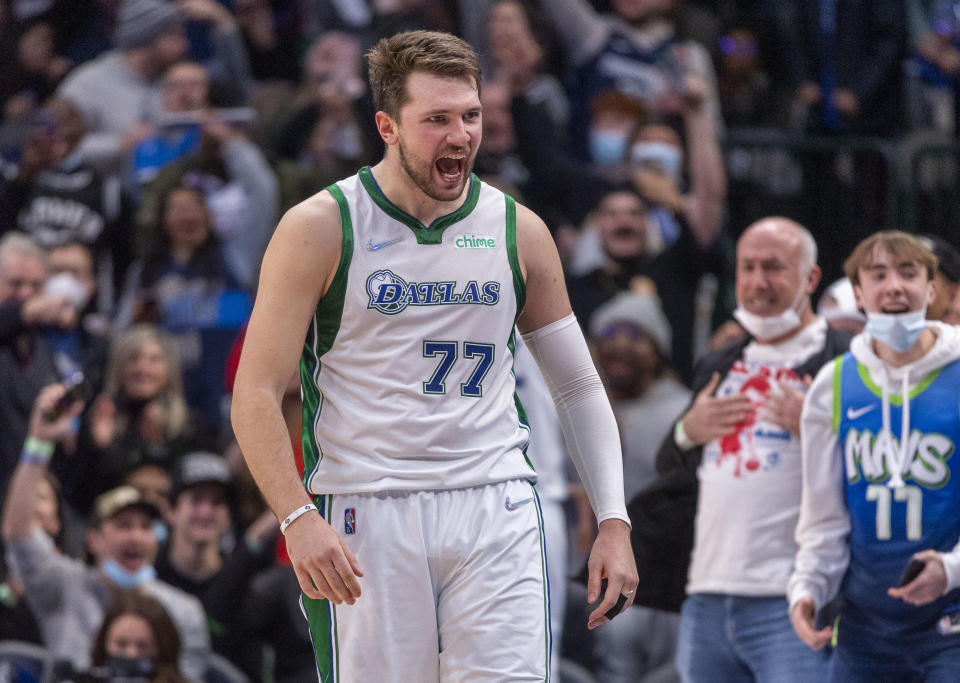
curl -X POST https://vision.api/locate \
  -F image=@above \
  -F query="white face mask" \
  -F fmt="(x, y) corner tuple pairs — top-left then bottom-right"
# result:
(44, 272), (91, 311)
(864, 308), (928, 352)
(732, 286), (805, 341)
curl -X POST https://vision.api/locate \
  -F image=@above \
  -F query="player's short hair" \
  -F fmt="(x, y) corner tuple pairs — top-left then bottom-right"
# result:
(844, 230), (938, 285)
(366, 30), (482, 119)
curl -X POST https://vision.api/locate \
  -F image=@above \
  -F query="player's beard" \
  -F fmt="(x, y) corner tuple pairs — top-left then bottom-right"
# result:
(397, 138), (473, 203)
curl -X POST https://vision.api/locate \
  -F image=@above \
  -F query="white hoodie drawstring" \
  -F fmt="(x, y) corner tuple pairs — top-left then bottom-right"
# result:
(885, 371), (911, 488)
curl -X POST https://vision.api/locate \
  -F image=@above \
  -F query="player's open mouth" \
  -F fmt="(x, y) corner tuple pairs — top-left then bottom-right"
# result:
(436, 153), (466, 183)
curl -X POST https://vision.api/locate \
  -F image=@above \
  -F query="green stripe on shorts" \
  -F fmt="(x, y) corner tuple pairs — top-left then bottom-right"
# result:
(303, 494), (339, 682)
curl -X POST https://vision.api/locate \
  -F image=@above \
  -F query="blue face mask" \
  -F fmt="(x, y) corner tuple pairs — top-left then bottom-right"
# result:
(631, 141), (683, 183)
(152, 519), (168, 544)
(864, 308), (928, 352)
(589, 130), (628, 165)
(101, 559), (156, 589)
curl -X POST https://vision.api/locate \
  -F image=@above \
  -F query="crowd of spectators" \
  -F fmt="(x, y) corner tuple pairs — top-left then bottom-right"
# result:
(0, 0), (958, 681)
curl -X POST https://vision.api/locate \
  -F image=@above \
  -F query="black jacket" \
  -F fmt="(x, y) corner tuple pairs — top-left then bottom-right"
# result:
(627, 325), (853, 612)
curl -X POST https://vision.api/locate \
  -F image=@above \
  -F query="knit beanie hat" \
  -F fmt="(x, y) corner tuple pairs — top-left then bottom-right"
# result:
(114, 0), (182, 50)
(590, 291), (673, 358)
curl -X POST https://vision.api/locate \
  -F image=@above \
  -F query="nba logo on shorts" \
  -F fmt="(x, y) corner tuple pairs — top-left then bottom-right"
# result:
(344, 508), (357, 535)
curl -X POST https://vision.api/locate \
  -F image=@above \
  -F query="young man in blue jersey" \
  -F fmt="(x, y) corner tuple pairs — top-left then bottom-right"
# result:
(231, 30), (637, 681)
(790, 231), (960, 681)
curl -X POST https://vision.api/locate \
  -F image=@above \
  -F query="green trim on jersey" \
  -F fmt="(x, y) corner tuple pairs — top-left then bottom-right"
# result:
(505, 194), (526, 319)
(509, 329), (535, 472)
(302, 185), (355, 486)
(856, 361), (940, 405)
(832, 358), (843, 434)
(357, 166), (481, 245)
(303, 494), (339, 682)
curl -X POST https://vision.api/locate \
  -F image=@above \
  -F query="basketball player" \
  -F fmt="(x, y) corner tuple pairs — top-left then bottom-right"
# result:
(232, 30), (637, 682)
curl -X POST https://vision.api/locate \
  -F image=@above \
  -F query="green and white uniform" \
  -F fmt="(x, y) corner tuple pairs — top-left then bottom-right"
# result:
(299, 168), (550, 682)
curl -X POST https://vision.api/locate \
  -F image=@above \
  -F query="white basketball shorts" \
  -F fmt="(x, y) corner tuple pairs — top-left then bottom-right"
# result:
(300, 478), (552, 682)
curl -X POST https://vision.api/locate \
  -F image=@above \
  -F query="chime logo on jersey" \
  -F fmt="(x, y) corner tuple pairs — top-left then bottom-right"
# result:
(844, 428), (954, 487)
(344, 508), (356, 535)
(455, 234), (496, 249)
(366, 269), (501, 315)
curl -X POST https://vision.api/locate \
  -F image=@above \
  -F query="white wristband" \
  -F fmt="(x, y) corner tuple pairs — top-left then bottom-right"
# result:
(280, 503), (317, 535)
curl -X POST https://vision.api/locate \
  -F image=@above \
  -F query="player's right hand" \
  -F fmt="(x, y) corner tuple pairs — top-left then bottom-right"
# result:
(681, 372), (752, 445)
(284, 513), (364, 605)
(789, 597), (832, 651)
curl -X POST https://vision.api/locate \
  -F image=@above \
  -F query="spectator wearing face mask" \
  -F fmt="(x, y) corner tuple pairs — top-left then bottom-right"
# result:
(90, 591), (189, 683)
(2, 383), (210, 679)
(0, 233), (76, 491)
(542, 0), (723, 161)
(649, 217), (850, 682)
(155, 451), (277, 676)
(0, 96), (131, 318)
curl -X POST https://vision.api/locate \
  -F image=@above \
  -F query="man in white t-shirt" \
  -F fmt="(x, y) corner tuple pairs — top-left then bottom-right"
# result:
(660, 217), (848, 682)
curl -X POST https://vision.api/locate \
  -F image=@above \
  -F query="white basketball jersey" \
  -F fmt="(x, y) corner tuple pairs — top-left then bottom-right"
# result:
(300, 168), (534, 494)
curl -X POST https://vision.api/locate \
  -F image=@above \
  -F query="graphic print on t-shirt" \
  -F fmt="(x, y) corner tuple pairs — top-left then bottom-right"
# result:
(702, 360), (804, 477)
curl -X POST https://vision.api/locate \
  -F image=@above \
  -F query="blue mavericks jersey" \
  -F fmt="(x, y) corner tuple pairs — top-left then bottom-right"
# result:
(836, 352), (960, 633)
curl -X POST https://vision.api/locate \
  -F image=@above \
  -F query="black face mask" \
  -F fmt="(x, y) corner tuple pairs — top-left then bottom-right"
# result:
(105, 655), (156, 681)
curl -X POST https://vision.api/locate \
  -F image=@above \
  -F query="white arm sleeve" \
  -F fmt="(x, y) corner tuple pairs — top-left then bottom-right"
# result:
(521, 314), (630, 526)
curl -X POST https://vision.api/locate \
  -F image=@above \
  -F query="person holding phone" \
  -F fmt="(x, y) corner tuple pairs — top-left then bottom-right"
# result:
(790, 231), (960, 681)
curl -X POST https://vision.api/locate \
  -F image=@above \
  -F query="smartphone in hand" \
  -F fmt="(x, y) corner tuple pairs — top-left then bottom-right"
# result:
(899, 558), (926, 587)
(43, 371), (85, 422)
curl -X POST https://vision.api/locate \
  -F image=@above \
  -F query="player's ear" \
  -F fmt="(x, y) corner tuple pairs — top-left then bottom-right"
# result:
(376, 111), (398, 146)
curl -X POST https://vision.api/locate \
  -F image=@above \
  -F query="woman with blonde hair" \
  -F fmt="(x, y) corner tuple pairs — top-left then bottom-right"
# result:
(62, 324), (215, 515)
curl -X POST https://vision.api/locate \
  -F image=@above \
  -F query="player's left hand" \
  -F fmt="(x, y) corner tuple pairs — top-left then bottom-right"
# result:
(585, 518), (638, 630)
(887, 550), (948, 606)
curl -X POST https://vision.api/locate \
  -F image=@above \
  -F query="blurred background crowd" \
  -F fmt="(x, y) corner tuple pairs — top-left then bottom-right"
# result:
(1, 0), (959, 681)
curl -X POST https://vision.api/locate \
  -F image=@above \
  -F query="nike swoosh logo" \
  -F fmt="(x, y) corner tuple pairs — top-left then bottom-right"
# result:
(847, 404), (877, 420)
(367, 237), (403, 251)
(505, 496), (534, 511)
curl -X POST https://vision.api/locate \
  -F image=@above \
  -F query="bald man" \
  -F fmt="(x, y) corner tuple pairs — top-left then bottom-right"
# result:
(652, 217), (851, 682)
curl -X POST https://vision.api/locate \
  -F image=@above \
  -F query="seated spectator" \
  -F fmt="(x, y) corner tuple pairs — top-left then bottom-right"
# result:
(0, 232), (75, 491)
(156, 451), (277, 676)
(585, 292), (689, 683)
(0, 20), (72, 122)
(63, 324), (216, 514)
(55, 0), (189, 174)
(268, 30), (374, 212)
(45, 241), (113, 373)
(133, 78), (278, 291)
(90, 591), (189, 683)
(121, 186), (251, 422)
(567, 187), (727, 384)
(0, 97), (130, 318)
(2, 383), (210, 678)
(133, 61), (212, 186)
(56, 0), (251, 176)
